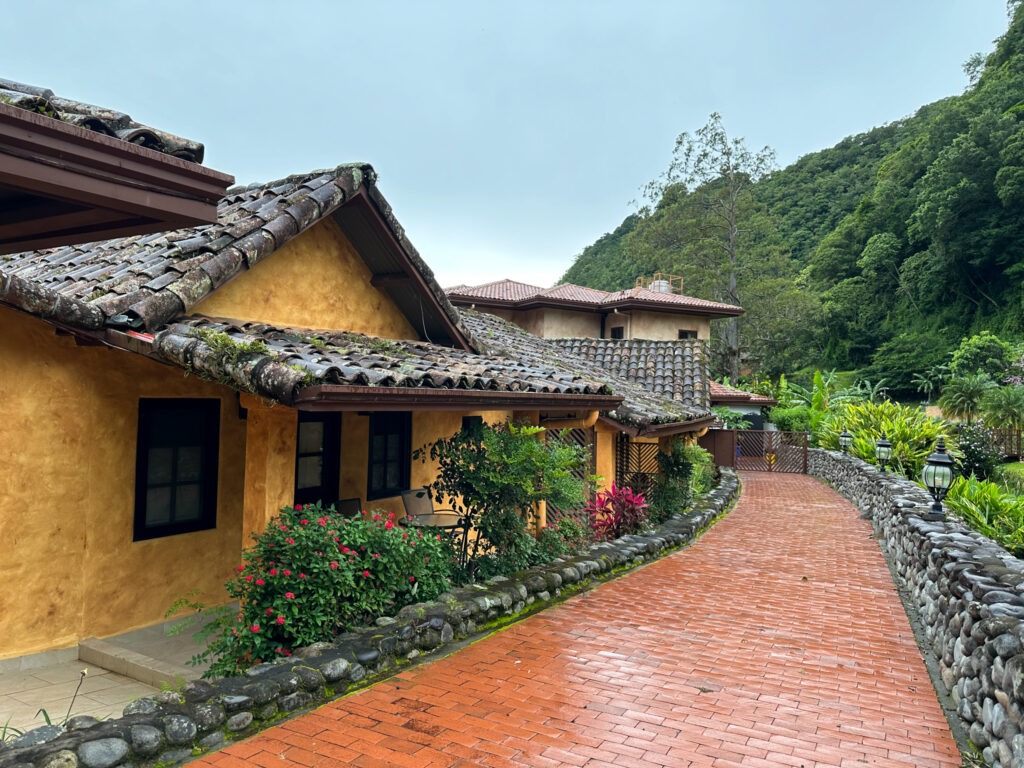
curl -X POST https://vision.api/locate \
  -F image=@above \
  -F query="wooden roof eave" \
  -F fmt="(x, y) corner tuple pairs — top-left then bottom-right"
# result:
(292, 384), (622, 413)
(599, 413), (717, 438)
(0, 103), (233, 255)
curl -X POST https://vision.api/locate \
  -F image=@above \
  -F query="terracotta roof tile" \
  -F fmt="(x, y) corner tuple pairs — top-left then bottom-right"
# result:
(709, 380), (777, 405)
(446, 278), (742, 317)
(461, 310), (708, 429)
(0, 78), (205, 163)
(153, 316), (614, 405)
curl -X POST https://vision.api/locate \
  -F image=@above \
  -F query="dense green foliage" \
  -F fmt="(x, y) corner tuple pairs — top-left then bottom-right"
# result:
(562, 7), (1024, 382)
(817, 400), (949, 476)
(944, 475), (1024, 556)
(648, 441), (714, 523)
(199, 502), (452, 676)
(417, 422), (590, 579)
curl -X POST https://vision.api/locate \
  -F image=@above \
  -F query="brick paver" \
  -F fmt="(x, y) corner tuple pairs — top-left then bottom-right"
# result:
(195, 472), (961, 767)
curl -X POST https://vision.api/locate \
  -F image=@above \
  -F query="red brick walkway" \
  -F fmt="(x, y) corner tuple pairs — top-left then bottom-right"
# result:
(195, 472), (960, 767)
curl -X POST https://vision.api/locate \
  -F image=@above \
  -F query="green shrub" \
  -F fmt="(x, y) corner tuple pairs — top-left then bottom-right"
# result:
(648, 441), (713, 523)
(536, 515), (592, 561)
(943, 475), (1024, 556)
(418, 422), (591, 579)
(200, 502), (452, 677)
(950, 331), (1013, 377)
(818, 400), (948, 477)
(768, 405), (813, 433)
(954, 422), (1005, 480)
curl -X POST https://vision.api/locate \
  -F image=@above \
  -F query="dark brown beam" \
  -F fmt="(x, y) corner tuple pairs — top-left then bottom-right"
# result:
(293, 384), (622, 412)
(369, 272), (414, 288)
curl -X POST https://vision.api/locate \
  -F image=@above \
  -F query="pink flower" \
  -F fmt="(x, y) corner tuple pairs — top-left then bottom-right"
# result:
(276, 616), (285, 625)
(318, 518), (328, 526)
(265, 607), (273, 616)
(340, 546), (350, 553)
(285, 592), (295, 599)
(299, 573), (307, 579)
(330, 561), (339, 570)
(250, 624), (260, 633)
(269, 569), (278, 576)
(385, 520), (394, 530)
(300, 519), (308, 525)
(236, 565), (245, 572)
(294, 505), (304, 512)
(362, 570), (370, 578)
(279, 525), (288, 531)
(245, 576), (253, 582)
(282, 648), (292, 657)
(285, 537), (295, 545)
(283, 570), (291, 576)
(255, 578), (264, 586)
(409, 576), (416, 582)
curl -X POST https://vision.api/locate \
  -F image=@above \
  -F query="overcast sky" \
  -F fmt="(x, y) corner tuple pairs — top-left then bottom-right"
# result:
(1, 2), (1011, 288)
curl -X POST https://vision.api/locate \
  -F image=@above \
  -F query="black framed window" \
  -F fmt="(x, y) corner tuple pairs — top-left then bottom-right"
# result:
(678, 329), (697, 340)
(134, 399), (219, 541)
(367, 412), (411, 500)
(609, 326), (624, 339)
(294, 413), (341, 506)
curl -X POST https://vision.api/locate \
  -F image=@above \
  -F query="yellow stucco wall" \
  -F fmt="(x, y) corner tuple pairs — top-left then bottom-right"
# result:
(594, 422), (618, 491)
(192, 218), (417, 339)
(626, 311), (711, 341)
(0, 306), (246, 659)
(539, 309), (601, 339)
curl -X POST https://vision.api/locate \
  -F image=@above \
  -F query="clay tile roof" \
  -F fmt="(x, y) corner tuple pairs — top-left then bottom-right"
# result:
(0, 164), (467, 343)
(709, 380), (777, 406)
(0, 78), (205, 163)
(153, 315), (613, 405)
(445, 279), (543, 302)
(461, 310), (708, 428)
(446, 278), (743, 318)
(549, 337), (710, 411)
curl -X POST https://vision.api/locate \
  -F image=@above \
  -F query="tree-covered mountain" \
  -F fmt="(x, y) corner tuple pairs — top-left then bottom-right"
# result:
(561, 4), (1024, 391)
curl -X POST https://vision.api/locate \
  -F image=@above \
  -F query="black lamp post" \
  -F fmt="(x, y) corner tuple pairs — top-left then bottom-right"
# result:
(921, 437), (955, 521)
(839, 429), (852, 454)
(875, 432), (892, 473)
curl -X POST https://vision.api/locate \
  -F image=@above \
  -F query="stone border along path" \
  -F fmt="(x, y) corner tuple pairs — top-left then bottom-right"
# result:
(194, 472), (962, 768)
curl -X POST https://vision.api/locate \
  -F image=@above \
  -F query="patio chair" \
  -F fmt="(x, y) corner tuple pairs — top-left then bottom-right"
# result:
(400, 488), (472, 566)
(335, 497), (362, 518)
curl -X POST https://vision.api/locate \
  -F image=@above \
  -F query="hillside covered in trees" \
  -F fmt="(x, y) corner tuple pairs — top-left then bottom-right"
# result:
(561, 4), (1024, 392)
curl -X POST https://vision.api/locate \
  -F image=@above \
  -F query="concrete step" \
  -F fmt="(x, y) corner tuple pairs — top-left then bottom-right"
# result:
(78, 637), (196, 690)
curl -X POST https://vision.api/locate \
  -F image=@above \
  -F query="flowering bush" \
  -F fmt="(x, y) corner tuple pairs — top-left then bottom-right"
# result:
(586, 484), (650, 541)
(535, 515), (592, 561)
(202, 502), (452, 677)
(954, 421), (1005, 480)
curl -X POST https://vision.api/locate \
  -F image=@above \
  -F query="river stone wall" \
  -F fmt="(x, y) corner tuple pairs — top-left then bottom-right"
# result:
(0, 469), (738, 768)
(810, 448), (1024, 767)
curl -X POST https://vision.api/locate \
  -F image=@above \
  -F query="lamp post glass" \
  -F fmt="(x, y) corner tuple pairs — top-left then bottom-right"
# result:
(922, 437), (955, 517)
(839, 430), (852, 453)
(876, 432), (892, 472)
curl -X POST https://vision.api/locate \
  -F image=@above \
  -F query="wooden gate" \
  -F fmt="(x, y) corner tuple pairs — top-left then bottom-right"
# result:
(699, 429), (807, 473)
(548, 427), (597, 525)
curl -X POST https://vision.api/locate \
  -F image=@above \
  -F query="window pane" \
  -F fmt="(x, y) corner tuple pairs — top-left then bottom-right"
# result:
(371, 465), (384, 491)
(177, 446), (203, 482)
(147, 447), (173, 484)
(296, 456), (323, 490)
(146, 487), (172, 525)
(372, 434), (385, 462)
(175, 484), (202, 521)
(386, 433), (400, 460)
(298, 421), (324, 454)
(385, 462), (399, 489)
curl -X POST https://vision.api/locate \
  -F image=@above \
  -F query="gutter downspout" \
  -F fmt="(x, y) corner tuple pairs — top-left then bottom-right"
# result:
(539, 410), (600, 430)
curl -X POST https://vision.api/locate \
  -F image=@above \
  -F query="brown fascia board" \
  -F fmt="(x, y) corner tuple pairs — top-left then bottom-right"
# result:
(0, 103), (233, 254)
(337, 189), (473, 352)
(598, 413), (717, 438)
(449, 293), (744, 319)
(293, 385), (622, 412)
